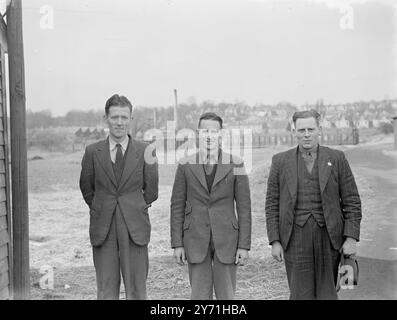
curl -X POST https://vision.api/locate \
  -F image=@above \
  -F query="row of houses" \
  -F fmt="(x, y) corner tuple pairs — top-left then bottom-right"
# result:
(74, 112), (392, 141)
(227, 115), (392, 134)
(74, 127), (108, 140)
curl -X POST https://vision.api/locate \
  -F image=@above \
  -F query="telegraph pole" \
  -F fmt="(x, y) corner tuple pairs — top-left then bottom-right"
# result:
(7, 0), (30, 299)
(174, 89), (178, 130)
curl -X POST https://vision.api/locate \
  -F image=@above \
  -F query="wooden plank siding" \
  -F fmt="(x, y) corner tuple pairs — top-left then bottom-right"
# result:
(0, 257), (8, 274)
(0, 32), (11, 299)
(0, 244), (7, 260)
(0, 215), (7, 231)
(0, 285), (9, 299)
(0, 229), (9, 246)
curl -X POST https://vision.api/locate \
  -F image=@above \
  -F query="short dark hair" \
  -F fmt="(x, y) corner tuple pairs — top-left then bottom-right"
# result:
(198, 112), (223, 129)
(292, 109), (321, 127)
(105, 94), (133, 115)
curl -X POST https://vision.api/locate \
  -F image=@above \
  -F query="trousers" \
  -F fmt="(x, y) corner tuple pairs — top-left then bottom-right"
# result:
(92, 206), (149, 300)
(188, 234), (237, 300)
(284, 216), (340, 300)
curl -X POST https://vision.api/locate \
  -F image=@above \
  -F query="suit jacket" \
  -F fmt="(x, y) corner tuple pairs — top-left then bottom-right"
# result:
(170, 150), (252, 264)
(265, 145), (362, 251)
(79, 135), (159, 247)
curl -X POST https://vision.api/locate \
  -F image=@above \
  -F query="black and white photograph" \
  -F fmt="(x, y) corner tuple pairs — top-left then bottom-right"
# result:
(0, 0), (396, 303)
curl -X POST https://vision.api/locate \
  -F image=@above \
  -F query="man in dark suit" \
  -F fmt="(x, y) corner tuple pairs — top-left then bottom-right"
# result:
(79, 94), (158, 300)
(265, 110), (361, 300)
(170, 112), (252, 300)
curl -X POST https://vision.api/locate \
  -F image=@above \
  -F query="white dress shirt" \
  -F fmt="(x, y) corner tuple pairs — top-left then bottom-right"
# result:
(109, 135), (129, 163)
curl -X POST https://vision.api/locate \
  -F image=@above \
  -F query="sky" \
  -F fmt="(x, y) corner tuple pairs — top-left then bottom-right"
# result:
(4, 0), (396, 115)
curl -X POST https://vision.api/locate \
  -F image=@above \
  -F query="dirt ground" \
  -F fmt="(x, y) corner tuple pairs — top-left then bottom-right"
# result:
(27, 135), (397, 299)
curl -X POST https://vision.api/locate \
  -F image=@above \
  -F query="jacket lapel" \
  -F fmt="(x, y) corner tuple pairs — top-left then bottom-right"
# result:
(188, 152), (210, 193)
(212, 151), (233, 189)
(95, 138), (117, 188)
(285, 147), (298, 203)
(118, 137), (140, 190)
(318, 146), (332, 193)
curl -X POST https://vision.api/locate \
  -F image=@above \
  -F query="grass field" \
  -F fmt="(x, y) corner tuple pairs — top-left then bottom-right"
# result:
(27, 143), (377, 299)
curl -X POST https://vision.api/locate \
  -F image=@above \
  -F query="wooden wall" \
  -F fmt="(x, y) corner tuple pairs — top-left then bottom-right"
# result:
(0, 37), (11, 299)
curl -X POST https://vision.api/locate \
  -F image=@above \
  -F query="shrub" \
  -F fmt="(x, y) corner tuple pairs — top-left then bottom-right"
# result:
(29, 128), (71, 152)
(377, 122), (394, 134)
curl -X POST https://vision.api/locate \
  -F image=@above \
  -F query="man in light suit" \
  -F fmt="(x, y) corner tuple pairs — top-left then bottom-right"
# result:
(170, 112), (252, 300)
(265, 110), (362, 299)
(79, 94), (158, 300)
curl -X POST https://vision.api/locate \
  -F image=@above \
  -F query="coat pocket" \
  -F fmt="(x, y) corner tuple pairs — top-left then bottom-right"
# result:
(183, 218), (192, 231)
(231, 219), (239, 230)
(184, 204), (192, 215)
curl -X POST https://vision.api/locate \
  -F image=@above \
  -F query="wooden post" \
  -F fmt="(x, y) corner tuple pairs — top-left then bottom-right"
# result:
(174, 89), (178, 130)
(7, 0), (30, 299)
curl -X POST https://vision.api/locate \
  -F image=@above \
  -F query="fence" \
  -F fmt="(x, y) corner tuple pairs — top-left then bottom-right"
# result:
(141, 128), (359, 151)
(250, 128), (359, 148)
(70, 128), (359, 152)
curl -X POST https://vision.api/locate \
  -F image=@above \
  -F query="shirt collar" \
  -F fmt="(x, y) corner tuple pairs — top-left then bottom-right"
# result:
(109, 135), (129, 151)
(199, 148), (221, 164)
(298, 143), (319, 155)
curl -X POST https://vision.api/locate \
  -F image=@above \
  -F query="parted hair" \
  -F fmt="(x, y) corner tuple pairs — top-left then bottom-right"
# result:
(105, 94), (133, 115)
(198, 112), (223, 129)
(292, 109), (321, 127)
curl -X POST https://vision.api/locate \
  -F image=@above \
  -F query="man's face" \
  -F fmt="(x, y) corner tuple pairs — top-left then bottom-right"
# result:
(198, 119), (222, 154)
(294, 117), (321, 150)
(105, 105), (132, 141)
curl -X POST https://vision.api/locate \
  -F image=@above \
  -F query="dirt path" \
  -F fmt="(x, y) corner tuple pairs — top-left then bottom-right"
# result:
(339, 142), (397, 300)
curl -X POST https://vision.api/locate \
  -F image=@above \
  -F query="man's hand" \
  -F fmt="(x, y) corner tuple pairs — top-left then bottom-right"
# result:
(271, 241), (284, 262)
(235, 249), (249, 266)
(173, 247), (187, 265)
(341, 237), (357, 257)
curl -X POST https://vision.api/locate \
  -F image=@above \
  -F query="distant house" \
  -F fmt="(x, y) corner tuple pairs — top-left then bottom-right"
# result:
(83, 128), (91, 138)
(229, 116), (265, 133)
(75, 127), (107, 141)
(268, 120), (290, 133)
(321, 119), (332, 128)
(336, 105), (345, 112)
(327, 105), (337, 113)
(379, 116), (392, 124)
(275, 109), (288, 120)
(356, 116), (369, 129)
(371, 119), (381, 128)
(74, 127), (83, 138)
(335, 116), (350, 128)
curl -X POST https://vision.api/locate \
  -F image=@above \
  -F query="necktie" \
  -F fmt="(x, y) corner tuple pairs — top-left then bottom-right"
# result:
(302, 151), (315, 173)
(115, 143), (123, 183)
(204, 155), (215, 175)
(204, 162), (214, 175)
